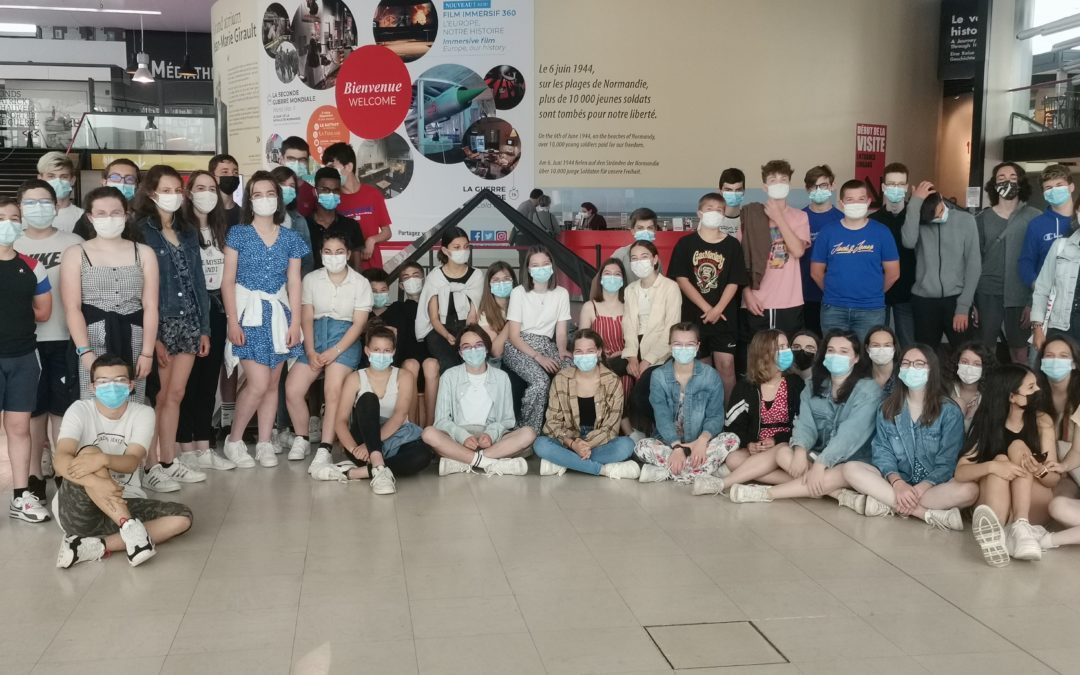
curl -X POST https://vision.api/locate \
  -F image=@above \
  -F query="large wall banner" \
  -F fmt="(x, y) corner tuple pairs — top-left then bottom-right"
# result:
(215, 0), (533, 243)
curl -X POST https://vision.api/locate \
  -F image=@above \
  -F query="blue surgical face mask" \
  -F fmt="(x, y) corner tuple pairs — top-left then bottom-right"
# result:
(285, 160), (307, 177)
(823, 353), (853, 377)
(574, 353), (599, 372)
(0, 219), (23, 246)
(318, 193), (341, 210)
(776, 348), (794, 371)
(808, 188), (833, 205)
(721, 191), (743, 208)
(22, 202), (56, 229)
(47, 178), (72, 199)
(461, 346), (488, 367)
(672, 345), (698, 365)
(490, 280), (513, 298)
(600, 274), (623, 293)
(529, 264), (554, 284)
(372, 292), (390, 308)
(107, 182), (136, 200)
(883, 186), (906, 204)
(898, 366), (929, 390)
(281, 185), (297, 205)
(931, 206), (950, 224)
(1045, 185), (1071, 207)
(633, 229), (656, 242)
(94, 382), (131, 409)
(1041, 357), (1074, 382)
(368, 352), (394, 371)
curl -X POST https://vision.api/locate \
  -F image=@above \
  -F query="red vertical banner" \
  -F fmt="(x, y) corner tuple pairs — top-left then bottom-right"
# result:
(855, 123), (887, 200)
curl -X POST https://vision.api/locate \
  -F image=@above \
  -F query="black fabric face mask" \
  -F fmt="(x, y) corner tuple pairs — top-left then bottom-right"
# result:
(996, 181), (1019, 200)
(217, 176), (240, 194)
(793, 350), (816, 371)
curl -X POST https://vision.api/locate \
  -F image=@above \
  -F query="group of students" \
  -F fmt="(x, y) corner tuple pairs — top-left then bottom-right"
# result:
(4, 146), (1080, 570)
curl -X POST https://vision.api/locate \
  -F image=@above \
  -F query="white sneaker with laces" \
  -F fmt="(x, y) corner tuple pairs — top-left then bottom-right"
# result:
(836, 488), (866, 514)
(638, 464), (670, 483)
(972, 504), (1010, 567)
(120, 518), (155, 567)
(370, 465), (397, 494)
(691, 475), (725, 496)
(863, 495), (894, 518)
(924, 507), (963, 531)
(485, 457), (528, 476)
(162, 461), (207, 484)
(288, 436), (310, 461)
(9, 492), (51, 523)
(223, 439), (256, 469)
(308, 447), (334, 475)
(255, 442), (279, 468)
(439, 457), (473, 476)
(311, 463), (348, 482)
(56, 535), (106, 569)
(539, 459), (566, 476)
(728, 483), (773, 503)
(195, 450), (236, 471)
(600, 460), (641, 480)
(1009, 520), (1042, 561)
(144, 465), (181, 493)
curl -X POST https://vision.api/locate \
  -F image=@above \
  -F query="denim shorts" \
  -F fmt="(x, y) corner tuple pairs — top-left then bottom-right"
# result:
(297, 317), (361, 369)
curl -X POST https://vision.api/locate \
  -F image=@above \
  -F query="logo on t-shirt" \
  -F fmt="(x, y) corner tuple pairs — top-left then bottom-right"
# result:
(767, 226), (788, 269)
(691, 250), (726, 293)
(830, 240), (877, 255)
(85, 432), (136, 488)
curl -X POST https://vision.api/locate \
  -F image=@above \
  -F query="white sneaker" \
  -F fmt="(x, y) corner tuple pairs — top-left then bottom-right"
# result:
(308, 447), (334, 475)
(120, 518), (155, 567)
(539, 459), (566, 476)
(195, 450), (236, 471)
(600, 460), (641, 480)
(370, 465), (397, 495)
(691, 475), (725, 496)
(223, 439), (256, 469)
(439, 457), (473, 476)
(255, 442), (279, 468)
(863, 495), (894, 517)
(56, 535), (106, 569)
(1009, 520), (1042, 561)
(308, 416), (322, 443)
(924, 507), (963, 532)
(9, 492), (51, 523)
(638, 464), (670, 483)
(484, 457), (528, 476)
(836, 488), (866, 514)
(288, 436), (310, 461)
(311, 463), (348, 482)
(728, 483), (773, 503)
(275, 428), (295, 453)
(972, 504), (1010, 567)
(161, 461), (207, 484)
(144, 465), (181, 493)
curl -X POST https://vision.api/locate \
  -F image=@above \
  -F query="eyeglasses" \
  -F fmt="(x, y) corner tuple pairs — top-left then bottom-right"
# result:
(106, 174), (138, 185)
(884, 182), (907, 188)
(900, 360), (929, 368)
(20, 199), (53, 208)
(93, 377), (131, 386)
(792, 346), (815, 353)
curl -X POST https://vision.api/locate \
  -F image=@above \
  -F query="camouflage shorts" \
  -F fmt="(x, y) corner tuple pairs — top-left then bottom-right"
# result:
(56, 480), (193, 537)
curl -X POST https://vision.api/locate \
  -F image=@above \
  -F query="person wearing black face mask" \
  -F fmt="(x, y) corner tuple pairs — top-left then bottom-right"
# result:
(790, 329), (820, 381)
(974, 162), (1040, 365)
(210, 154), (242, 227)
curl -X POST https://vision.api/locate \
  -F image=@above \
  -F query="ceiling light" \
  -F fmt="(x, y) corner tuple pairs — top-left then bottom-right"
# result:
(0, 4), (161, 15)
(0, 22), (36, 36)
(178, 29), (197, 79)
(132, 52), (153, 82)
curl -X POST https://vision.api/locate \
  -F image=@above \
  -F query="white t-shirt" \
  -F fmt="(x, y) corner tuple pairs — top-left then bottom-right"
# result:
(302, 267), (373, 321)
(461, 370), (493, 426)
(721, 215), (742, 240)
(53, 204), (84, 234)
(14, 229), (83, 342)
(58, 399), (155, 499)
(199, 226), (225, 291)
(506, 285), (571, 338)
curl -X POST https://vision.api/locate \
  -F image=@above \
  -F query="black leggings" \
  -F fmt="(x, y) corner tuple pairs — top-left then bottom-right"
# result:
(346, 392), (432, 476)
(177, 295), (227, 444)
(426, 328), (464, 374)
(627, 364), (661, 434)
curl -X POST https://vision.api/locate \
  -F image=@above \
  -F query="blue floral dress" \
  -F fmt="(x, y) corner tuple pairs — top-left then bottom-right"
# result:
(226, 224), (310, 367)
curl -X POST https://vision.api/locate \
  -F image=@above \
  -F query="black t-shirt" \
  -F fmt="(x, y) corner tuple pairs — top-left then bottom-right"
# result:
(0, 253), (48, 357)
(372, 299), (420, 362)
(668, 232), (749, 333)
(578, 396), (597, 428)
(309, 213), (363, 269)
(224, 204), (241, 228)
(872, 207), (917, 305)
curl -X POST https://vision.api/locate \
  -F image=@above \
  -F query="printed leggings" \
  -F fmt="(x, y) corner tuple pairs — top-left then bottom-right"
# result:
(502, 332), (562, 433)
(635, 432), (740, 482)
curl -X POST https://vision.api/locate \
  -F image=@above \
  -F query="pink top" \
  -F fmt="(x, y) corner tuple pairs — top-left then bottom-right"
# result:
(755, 205), (811, 310)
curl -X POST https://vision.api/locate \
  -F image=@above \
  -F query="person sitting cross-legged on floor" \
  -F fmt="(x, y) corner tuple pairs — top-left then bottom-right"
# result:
(52, 354), (192, 568)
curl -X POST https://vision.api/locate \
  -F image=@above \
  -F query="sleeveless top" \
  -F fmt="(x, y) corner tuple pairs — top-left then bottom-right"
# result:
(589, 301), (625, 358)
(356, 367), (400, 420)
(81, 243), (144, 315)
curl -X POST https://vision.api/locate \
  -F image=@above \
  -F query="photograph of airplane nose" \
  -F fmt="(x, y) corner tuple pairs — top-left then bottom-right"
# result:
(292, 0), (358, 90)
(406, 64), (496, 164)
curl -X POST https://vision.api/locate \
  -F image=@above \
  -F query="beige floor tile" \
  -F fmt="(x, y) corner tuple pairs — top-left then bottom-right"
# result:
(620, 584), (745, 625)
(1030, 647), (1080, 675)
(531, 626), (671, 674)
(410, 595), (527, 638)
(863, 608), (1016, 656)
(697, 552), (812, 588)
(676, 666), (799, 675)
(169, 607), (296, 655)
(401, 535), (500, 568)
(186, 573), (302, 612)
(293, 638), (417, 675)
(41, 611), (183, 663)
(667, 527), (776, 558)
(913, 571), (1049, 610)
(648, 622), (785, 669)
(787, 546), (906, 581)
(755, 615), (902, 662)
(580, 528), (680, 558)
(0, 617), (65, 663)
(162, 647), (291, 675)
(724, 579), (853, 620)
(293, 598), (413, 649)
(814, 576), (955, 617)
(967, 603), (1080, 651)
(415, 633), (545, 675)
(914, 650), (1058, 674)
(300, 569), (409, 607)
(502, 556), (615, 594)
(794, 656), (929, 675)
(32, 656), (165, 674)
(516, 587), (638, 631)
(396, 512), (489, 542)
(564, 505), (655, 534)
(594, 551), (713, 590)
(404, 560), (511, 600)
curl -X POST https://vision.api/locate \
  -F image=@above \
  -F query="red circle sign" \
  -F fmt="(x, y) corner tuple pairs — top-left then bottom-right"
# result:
(334, 45), (412, 140)
(306, 106), (351, 162)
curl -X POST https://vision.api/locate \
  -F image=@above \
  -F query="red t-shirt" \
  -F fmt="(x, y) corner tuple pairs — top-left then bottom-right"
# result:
(337, 183), (391, 270)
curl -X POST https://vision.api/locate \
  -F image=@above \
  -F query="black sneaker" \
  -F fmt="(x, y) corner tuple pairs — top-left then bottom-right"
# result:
(119, 518), (156, 567)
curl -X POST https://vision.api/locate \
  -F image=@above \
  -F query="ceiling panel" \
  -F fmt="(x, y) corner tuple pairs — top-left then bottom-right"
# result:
(1, 0), (213, 33)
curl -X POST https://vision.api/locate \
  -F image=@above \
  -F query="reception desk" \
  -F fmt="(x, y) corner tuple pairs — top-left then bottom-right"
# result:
(559, 230), (693, 271)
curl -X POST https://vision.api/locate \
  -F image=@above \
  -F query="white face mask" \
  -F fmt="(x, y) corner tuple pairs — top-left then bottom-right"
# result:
(93, 215), (126, 239)
(449, 249), (470, 265)
(843, 203), (869, 219)
(868, 346), (895, 365)
(322, 253), (347, 273)
(192, 191), (219, 214)
(957, 364), (982, 385)
(153, 193), (183, 213)
(766, 183), (790, 200)
(700, 211), (724, 229)
(401, 277), (423, 295)
(630, 259), (655, 279)
(252, 196), (278, 217)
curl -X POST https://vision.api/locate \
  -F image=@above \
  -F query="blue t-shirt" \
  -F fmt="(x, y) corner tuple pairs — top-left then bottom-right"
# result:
(801, 206), (844, 303)
(811, 219), (899, 310)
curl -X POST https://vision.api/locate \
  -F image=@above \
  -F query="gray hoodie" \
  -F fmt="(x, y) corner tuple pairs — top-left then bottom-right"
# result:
(902, 196), (982, 315)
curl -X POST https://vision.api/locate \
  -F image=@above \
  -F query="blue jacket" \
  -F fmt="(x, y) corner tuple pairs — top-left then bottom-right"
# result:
(1019, 208), (1072, 287)
(649, 360), (725, 445)
(870, 399), (964, 485)
(789, 377), (882, 467)
(139, 217), (210, 336)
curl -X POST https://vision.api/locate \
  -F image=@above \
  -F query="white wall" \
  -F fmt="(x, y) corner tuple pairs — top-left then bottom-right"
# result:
(0, 37), (125, 67)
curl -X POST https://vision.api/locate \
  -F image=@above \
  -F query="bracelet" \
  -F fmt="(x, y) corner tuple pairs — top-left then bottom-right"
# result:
(889, 476), (903, 486)
(138, 353), (152, 359)
(75, 346), (92, 357)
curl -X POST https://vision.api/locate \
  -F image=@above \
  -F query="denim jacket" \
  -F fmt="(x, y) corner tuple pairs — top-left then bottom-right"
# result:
(1031, 229), (1080, 333)
(790, 377), (882, 467)
(139, 216), (210, 336)
(650, 360), (725, 445)
(870, 399), (964, 485)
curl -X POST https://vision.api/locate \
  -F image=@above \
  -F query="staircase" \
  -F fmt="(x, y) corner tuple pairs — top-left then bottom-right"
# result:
(0, 147), (47, 198)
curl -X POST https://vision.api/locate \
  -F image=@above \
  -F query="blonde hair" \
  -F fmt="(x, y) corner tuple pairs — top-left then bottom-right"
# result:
(37, 151), (75, 175)
(747, 329), (785, 385)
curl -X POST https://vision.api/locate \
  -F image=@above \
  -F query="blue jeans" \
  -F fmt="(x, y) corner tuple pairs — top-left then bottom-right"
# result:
(820, 304), (886, 343)
(887, 302), (915, 349)
(533, 427), (635, 475)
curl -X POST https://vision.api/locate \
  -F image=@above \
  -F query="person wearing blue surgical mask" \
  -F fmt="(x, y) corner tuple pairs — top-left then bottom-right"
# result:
(718, 167), (746, 238)
(533, 329), (638, 478)
(840, 345), (976, 531)
(612, 207), (665, 275)
(801, 165), (844, 335)
(502, 246), (573, 432)
(308, 166), (360, 271)
(269, 165), (314, 276)
(280, 135), (316, 215)
(874, 163), (919, 350)
(1020, 163), (1076, 295)
(636, 322), (738, 484)
(37, 151), (84, 234)
(477, 261), (517, 363)
(726, 329), (883, 505)
(1035, 336), (1080, 446)
(579, 259), (634, 394)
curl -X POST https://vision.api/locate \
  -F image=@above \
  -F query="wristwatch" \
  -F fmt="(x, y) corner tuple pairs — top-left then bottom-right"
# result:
(75, 346), (92, 357)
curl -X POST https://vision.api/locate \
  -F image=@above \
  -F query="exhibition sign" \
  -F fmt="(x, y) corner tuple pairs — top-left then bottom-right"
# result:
(854, 123), (887, 200)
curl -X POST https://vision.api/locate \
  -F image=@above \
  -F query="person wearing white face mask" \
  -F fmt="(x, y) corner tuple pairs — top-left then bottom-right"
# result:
(864, 325), (899, 393)
(14, 179), (83, 504)
(903, 181), (981, 350)
(37, 151), (83, 233)
(131, 166), (211, 493)
(810, 180), (900, 342)
(60, 186), (159, 407)
(949, 341), (994, 432)
(579, 202), (607, 230)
